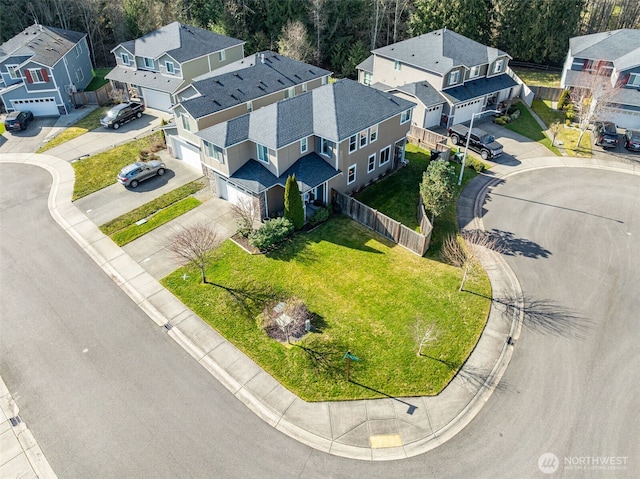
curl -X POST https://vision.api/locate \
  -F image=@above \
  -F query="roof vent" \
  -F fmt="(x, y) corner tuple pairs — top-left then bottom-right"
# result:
(216, 80), (223, 86)
(234, 72), (243, 80)
(277, 78), (284, 85)
(230, 94), (238, 100)
(260, 53), (265, 64)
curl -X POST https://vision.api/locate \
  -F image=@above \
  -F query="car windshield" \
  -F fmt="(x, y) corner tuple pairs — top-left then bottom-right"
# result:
(105, 109), (119, 118)
(629, 131), (640, 140)
(603, 124), (616, 134)
(481, 134), (495, 144)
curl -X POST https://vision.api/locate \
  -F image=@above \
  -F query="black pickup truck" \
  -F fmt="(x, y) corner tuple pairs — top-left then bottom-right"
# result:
(448, 124), (503, 160)
(100, 101), (145, 129)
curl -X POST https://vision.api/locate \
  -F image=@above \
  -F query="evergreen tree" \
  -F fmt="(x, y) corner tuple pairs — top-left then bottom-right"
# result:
(284, 174), (305, 230)
(419, 159), (456, 225)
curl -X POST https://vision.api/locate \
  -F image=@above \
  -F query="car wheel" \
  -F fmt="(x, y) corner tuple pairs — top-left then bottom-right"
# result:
(481, 150), (489, 160)
(136, 112), (142, 118)
(157, 168), (165, 176)
(451, 135), (460, 145)
(113, 122), (120, 130)
(130, 179), (138, 188)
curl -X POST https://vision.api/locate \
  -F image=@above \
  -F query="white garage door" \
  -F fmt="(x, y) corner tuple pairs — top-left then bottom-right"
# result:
(173, 138), (202, 171)
(423, 104), (443, 128)
(11, 97), (58, 116)
(141, 88), (172, 112)
(601, 109), (640, 130)
(227, 183), (253, 206)
(452, 99), (483, 125)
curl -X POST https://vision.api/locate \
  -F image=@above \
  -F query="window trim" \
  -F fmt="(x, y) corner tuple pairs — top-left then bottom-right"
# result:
(257, 144), (269, 163)
(181, 113), (191, 132)
(347, 164), (357, 185)
(28, 68), (45, 83)
(369, 124), (378, 143)
(359, 130), (368, 148)
(363, 71), (373, 86)
(367, 153), (376, 173)
(165, 61), (175, 74)
(301, 83), (307, 92)
(75, 68), (84, 82)
(627, 73), (640, 87)
(300, 137), (308, 154)
(469, 66), (480, 79)
(75, 43), (81, 57)
(400, 109), (411, 124)
(319, 137), (334, 157)
(379, 145), (391, 166)
(285, 86), (295, 99)
(449, 70), (460, 85)
(7, 65), (20, 80)
(218, 50), (226, 62)
(143, 57), (154, 69)
(394, 60), (401, 71)
(493, 59), (504, 74)
(247, 100), (253, 112)
(204, 141), (224, 163)
(349, 134), (357, 153)
(121, 53), (130, 65)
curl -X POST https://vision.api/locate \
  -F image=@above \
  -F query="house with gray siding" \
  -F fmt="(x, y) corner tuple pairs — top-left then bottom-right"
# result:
(167, 51), (331, 171)
(357, 28), (521, 128)
(560, 29), (640, 129)
(195, 79), (415, 219)
(0, 24), (93, 116)
(105, 22), (244, 112)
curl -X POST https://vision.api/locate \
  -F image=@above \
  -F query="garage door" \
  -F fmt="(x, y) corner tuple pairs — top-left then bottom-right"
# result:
(141, 88), (173, 112)
(602, 109), (640, 130)
(452, 99), (483, 125)
(173, 138), (203, 171)
(423, 104), (443, 128)
(11, 98), (58, 116)
(227, 183), (253, 206)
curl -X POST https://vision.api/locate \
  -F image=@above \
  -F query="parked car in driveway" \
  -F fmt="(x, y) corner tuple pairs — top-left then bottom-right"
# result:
(593, 121), (618, 149)
(101, 101), (145, 129)
(623, 129), (640, 152)
(117, 160), (166, 188)
(4, 111), (34, 132)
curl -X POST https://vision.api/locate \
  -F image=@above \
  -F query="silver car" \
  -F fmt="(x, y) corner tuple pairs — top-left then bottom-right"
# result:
(117, 160), (166, 188)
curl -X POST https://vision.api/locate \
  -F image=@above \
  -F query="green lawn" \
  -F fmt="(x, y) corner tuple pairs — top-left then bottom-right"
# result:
(72, 132), (165, 200)
(531, 99), (565, 126)
(502, 102), (560, 155)
(85, 68), (111, 91)
(0, 123), (5, 135)
(162, 215), (491, 401)
(531, 100), (592, 157)
(511, 68), (561, 87)
(38, 107), (110, 153)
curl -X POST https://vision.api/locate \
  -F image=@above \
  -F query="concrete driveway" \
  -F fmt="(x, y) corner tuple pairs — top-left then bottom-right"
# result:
(0, 116), (58, 153)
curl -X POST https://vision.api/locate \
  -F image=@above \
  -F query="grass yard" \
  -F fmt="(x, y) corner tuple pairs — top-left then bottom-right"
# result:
(85, 68), (111, 91)
(0, 123), (5, 135)
(502, 102), (560, 155)
(531, 99), (565, 126)
(531, 100), (592, 157)
(38, 106), (110, 153)
(162, 215), (492, 401)
(72, 131), (165, 200)
(511, 68), (561, 87)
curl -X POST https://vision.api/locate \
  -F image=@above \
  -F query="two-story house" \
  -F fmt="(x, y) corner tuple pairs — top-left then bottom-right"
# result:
(167, 51), (331, 171)
(560, 29), (640, 129)
(0, 24), (93, 116)
(194, 79), (415, 219)
(357, 28), (521, 128)
(105, 22), (244, 112)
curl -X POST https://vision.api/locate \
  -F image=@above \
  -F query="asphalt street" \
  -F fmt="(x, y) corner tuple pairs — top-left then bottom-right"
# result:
(1, 162), (639, 478)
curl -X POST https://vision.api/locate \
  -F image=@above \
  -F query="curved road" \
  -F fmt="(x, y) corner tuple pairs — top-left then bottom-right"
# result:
(1, 163), (638, 478)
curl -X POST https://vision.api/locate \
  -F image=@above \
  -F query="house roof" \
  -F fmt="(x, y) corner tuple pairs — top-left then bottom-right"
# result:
(569, 29), (640, 71)
(440, 74), (518, 104)
(357, 55), (374, 73)
(178, 51), (331, 119)
(105, 67), (184, 94)
(393, 82), (447, 107)
(116, 22), (244, 63)
(372, 28), (509, 75)
(228, 154), (342, 194)
(196, 79), (415, 149)
(0, 24), (85, 67)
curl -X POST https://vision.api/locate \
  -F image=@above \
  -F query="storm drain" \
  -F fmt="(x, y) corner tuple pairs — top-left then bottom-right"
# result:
(163, 322), (173, 331)
(9, 416), (22, 427)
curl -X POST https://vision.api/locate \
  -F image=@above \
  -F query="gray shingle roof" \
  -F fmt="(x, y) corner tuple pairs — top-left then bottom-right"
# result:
(569, 29), (640, 71)
(105, 67), (184, 93)
(116, 22), (243, 63)
(0, 24), (85, 67)
(179, 51), (331, 119)
(357, 55), (374, 73)
(440, 74), (518, 104)
(196, 79), (415, 149)
(229, 154), (342, 194)
(393, 82), (447, 107)
(372, 28), (508, 75)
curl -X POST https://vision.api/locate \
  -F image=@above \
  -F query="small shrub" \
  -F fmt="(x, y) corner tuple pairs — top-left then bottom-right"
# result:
(466, 157), (485, 172)
(309, 207), (330, 226)
(139, 149), (159, 162)
(494, 117), (506, 125)
(565, 107), (575, 122)
(510, 109), (521, 120)
(557, 89), (571, 110)
(507, 106), (518, 115)
(249, 217), (294, 251)
(500, 115), (511, 123)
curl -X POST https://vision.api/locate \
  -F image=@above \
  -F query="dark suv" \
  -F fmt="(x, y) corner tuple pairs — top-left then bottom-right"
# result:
(623, 129), (640, 152)
(100, 101), (145, 129)
(593, 121), (618, 148)
(4, 110), (34, 132)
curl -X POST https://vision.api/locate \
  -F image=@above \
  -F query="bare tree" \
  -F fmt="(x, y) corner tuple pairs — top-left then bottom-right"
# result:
(277, 20), (315, 63)
(230, 197), (261, 238)
(548, 121), (562, 146)
(166, 223), (220, 284)
(442, 230), (504, 291)
(413, 319), (437, 356)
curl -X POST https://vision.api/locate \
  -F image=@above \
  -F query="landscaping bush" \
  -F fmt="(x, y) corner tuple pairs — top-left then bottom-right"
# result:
(557, 89), (571, 110)
(466, 157), (485, 172)
(308, 207), (330, 226)
(500, 115), (511, 123)
(249, 217), (294, 251)
(510, 110), (521, 121)
(507, 106), (518, 115)
(565, 105), (575, 122)
(494, 117), (506, 125)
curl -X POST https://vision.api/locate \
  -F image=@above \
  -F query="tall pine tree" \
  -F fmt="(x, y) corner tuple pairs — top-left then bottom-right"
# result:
(284, 174), (305, 230)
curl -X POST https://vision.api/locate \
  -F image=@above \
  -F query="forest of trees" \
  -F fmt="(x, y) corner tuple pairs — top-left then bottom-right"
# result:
(1, 0), (639, 78)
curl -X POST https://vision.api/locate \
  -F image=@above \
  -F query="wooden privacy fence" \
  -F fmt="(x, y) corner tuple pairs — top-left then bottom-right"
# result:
(528, 86), (565, 102)
(332, 190), (432, 256)
(407, 125), (451, 161)
(72, 83), (113, 106)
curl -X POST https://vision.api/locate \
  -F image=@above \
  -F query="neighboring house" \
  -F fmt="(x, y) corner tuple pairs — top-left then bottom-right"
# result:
(167, 51), (331, 171)
(195, 79), (415, 219)
(0, 24), (93, 116)
(560, 29), (640, 129)
(357, 28), (521, 128)
(105, 22), (244, 112)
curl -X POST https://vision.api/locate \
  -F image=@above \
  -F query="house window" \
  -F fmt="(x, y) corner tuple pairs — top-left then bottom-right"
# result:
(369, 124), (378, 143)
(628, 73), (640, 87)
(449, 70), (460, 84)
(469, 66), (480, 78)
(285, 87), (295, 99)
(166, 62), (175, 74)
(347, 164), (356, 185)
(121, 53), (130, 65)
(181, 113), (191, 132)
(75, 69), (84, 82)
(218, 50), (226, 62)
(7, 65), (20, 80)
(143, 57), (154, 69)
(319, 137), (334, 157)
(493, 59), (504, 74)
(302, 83), (307, 92)
(28, 69), (45, 83)
(379, 145), (391, 166)
(349, 134), (357, 153)
(75, 44), (81, 57)
(363, 72), (373, 86)
(367, 154), (376, 173)
(247, 101), (253, 112)
(257, 144), (269, 163)
(400, 109), (411, 124)
(300, 137), (308, 153)
(394, 60), (401, 71)
(359, 130), (368, 148)
(204, 141), (224, 163)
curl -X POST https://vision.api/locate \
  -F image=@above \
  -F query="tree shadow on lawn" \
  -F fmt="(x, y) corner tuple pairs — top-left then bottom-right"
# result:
(295, 337), (346, 379)
(207, 279), (280, 318)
